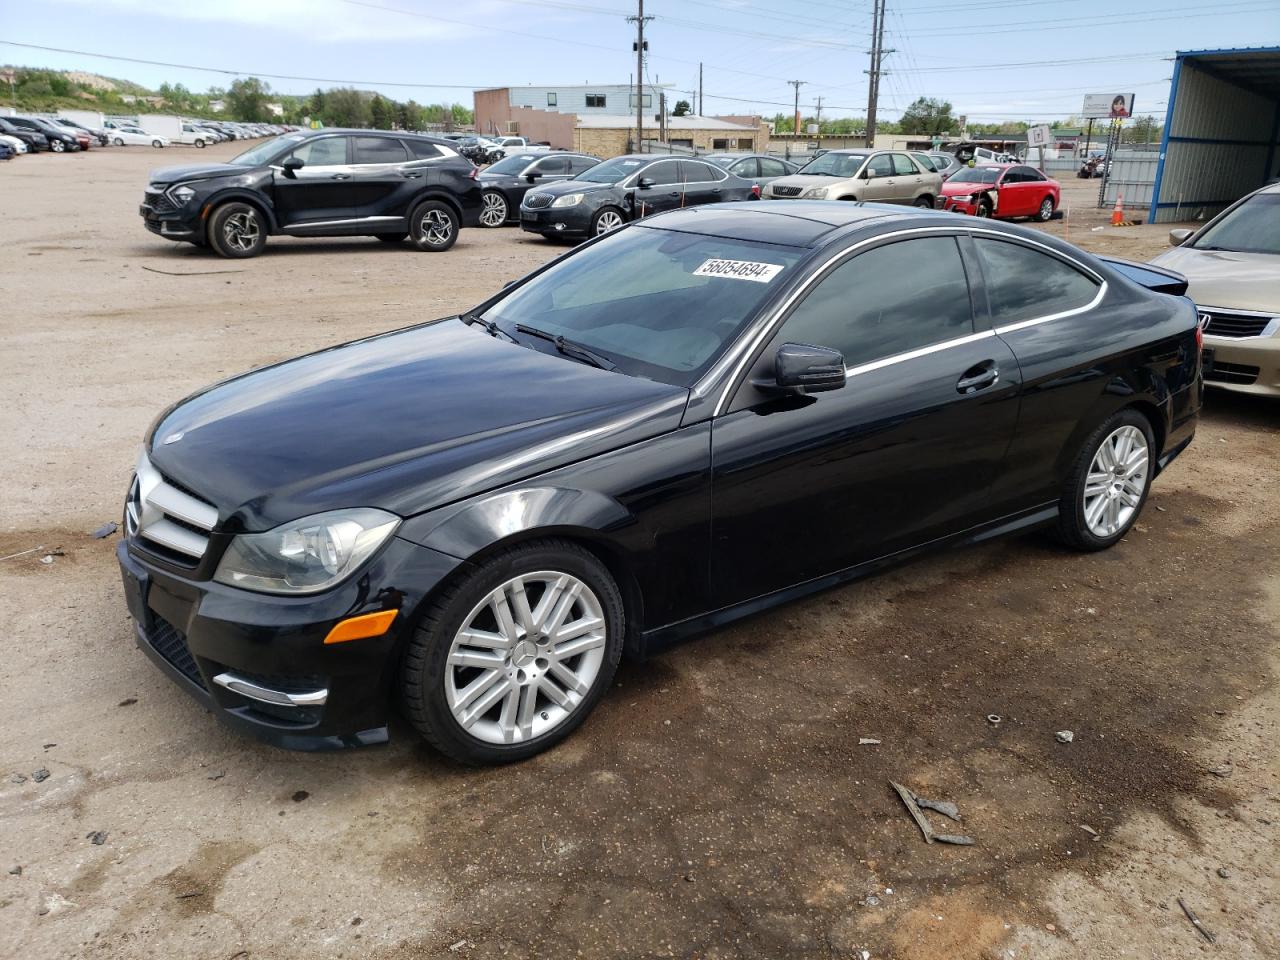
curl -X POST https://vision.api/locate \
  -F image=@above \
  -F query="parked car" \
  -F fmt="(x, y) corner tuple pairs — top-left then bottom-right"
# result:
(54, 117), (109, 146)
(111, 126), (169, 148)
(520, 154), (756, 239)
(42, 118), (93, 150)
(0, 133), (28, 155)
(487, 136), (550, 160)
(0, 117), (48, 152)
(940, 164), (1060, 222)
(704, 153), (799, 197)
(763, 149), (942, 207)
(1151, 181), (1279, 396)
(118, 201), (1201, 762)
(0, 140), (13, 161)
(5, 116), (80, 152)
(139, 129), (482, 258)
(478, 152), (600, 227)
(928, 153), (964, 179)
(168, 123), (216, 147)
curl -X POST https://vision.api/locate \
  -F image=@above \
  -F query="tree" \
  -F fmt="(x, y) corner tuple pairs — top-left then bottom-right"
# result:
(370, 94), (392, 129)
(898, 96), (958, 135)
(1125, 115), (1159, 144)
(672, 99), (691, 117)
(323, 87), (370, 128)
(227, 77), (271, 122)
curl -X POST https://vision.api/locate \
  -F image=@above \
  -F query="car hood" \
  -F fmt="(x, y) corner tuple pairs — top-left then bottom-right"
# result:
(148, 319), (688, 531)
(941, 179), (997, 195)
(149, 162), (251, 185)
(527, 179), (620, 197)
(1149, 246), (1280, 314)
(770, 174), (854, 190)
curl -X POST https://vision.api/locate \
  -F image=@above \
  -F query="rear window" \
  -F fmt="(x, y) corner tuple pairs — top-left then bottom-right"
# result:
(406, 139), (443, 160)
(975, 239), (1100, 326)
(354, 137), (408, 164)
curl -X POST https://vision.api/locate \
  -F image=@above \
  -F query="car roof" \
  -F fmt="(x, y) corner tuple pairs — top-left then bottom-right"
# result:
(637, 201), (935, 247)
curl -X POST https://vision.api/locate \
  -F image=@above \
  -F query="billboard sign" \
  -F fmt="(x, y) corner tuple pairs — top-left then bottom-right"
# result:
(1082, 93), (1135, 119)
(1026, 124), (1052, 148)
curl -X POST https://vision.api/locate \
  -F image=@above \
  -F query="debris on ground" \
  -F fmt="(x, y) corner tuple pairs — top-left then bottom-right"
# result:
(1177, 897), (1216, 944)
(0, 545), (45, 562)
(448, 939), (469, 952)
(85, 831), (108, 845)
(9, 865), (22, 875)
(1056, 730), (1075, 744)
(1207, 762), (1233, 778)
(889, 780), (975, 846)
(1217, 867), (1231, 879)
(175, 889), (204, 900)
(207, 771), (226, 781)
(90, 522), (119, 539)
(31, 769), (50, 782)
(118, 697), (137, 707)
(140, 265), (245, 277)
(10, 773), (27, 784)
(986, 714), (1002, 725)
(858, 738), (881, 745)
(1080, 824), (1101, 840)
(291, 790), (310, 803)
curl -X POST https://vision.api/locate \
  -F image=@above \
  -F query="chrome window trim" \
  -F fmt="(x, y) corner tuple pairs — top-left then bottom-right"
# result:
(701, 224), (1106, 416)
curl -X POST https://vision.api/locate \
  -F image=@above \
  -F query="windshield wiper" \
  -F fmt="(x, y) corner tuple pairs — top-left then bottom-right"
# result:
(463, 311), (516, 342)
(514, 323), (618, 371)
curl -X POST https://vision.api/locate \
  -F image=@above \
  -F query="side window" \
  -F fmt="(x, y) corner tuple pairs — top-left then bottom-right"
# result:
(681, 160), (725, 182)
(406, 139), (442, 160)
(534, 155), (569, 175)
(1022, 166), (1046, 181)
(866, 154), (894, 178)
(892, 153), (918, 176)
(289, 136), (348, 166)
(759, 157), (788, 177)
(732, 158), (760, 178)
(642, 161), (682, 186)
(353, 137), (408, 164)
(778, 237), (974, 368)
(569, 155), (599, 175)
(914, 154), (937, 172)
(974, 239), (1100, 327)
(1003, 167), (1026, 183)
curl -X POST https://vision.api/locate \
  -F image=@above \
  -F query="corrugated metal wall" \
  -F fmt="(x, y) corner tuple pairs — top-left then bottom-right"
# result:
(1103, 153), (1161, 209)
(1152, 56), (1279, 223)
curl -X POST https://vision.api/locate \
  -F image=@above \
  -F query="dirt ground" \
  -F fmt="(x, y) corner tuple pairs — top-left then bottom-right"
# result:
(1, 144), (1276, 960)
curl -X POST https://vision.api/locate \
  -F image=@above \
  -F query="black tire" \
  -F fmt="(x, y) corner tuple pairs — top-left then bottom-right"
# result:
(914, 196), (933, 208)
(479, 190), (509, 228)
(207, 201), (267, 259)
(152, 140), (164, 149)
(401, 539), (625, 764)
(375, 233), (408, 244)
(50, 139), (65, 153)
(195, 139), (206, 149)
(975, 198), (993, 218)
(1054, 409), (1156, 552)
(590, 205), (626, 236)
(1035, 195), (1055, 222)
(409, 200), (460, 252)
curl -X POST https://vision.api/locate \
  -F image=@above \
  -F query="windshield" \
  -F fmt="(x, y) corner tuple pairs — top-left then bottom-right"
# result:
(949, 167), (1001, 184)
(230, 134), (304, 166)
(797, 152), (867, 178)
(575, 156), (647, 183)
(486, 153), (542, 175)
(481, 226), (806, 386)
(1191, 194), (1280, 255)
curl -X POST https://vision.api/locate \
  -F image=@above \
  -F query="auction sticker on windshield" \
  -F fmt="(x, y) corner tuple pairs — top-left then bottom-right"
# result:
(693, 259), (784, 283)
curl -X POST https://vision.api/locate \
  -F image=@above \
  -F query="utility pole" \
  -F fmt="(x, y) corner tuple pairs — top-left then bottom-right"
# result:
(814, 95), (823, 132)
(788, 79), (806, 139)
(698, 62), (703, 116)
(628, 0), (654, 152)
(865, 0), (892, 148)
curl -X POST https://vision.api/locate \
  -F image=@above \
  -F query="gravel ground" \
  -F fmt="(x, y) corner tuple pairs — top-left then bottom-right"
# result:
(1, 144), (1276, 960)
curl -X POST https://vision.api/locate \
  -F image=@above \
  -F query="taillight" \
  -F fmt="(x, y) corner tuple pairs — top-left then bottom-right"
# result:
(751, 184), (761, 198)
(1195, 323), (1203, 353)
(469, 166), (478, 180)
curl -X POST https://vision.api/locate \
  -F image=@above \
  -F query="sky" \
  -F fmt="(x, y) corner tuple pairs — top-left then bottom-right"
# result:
(2, 0), (1278, 123)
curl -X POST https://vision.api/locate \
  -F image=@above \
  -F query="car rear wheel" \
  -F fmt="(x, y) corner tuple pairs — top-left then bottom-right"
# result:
(1036, 196), (1055, 222)
(409, 200), (459, 252)
(591, 207), (625, 236)
(401, 540), (625, 764)
(1054, 410), (1154, 551)
(113, 137), (124, 146)
(207, 202), (267, 259)
(195, 139), (206, 148)
(479, 191), (508, 227)
(152, 139), (164, 149)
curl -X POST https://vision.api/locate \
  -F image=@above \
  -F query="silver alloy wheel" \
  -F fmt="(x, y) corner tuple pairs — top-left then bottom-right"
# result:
(1039, 197), (1054, 220)
(445, 570), (607, 745)
(1082, 425), (1149, 538)
(51, 139), (64, 152)
(113, 137), (124, 146)
(479, 192), (508, 227)
(222, 211), (260, 253)
(420, 209), (454, 245)
(595, 210), (624, 235)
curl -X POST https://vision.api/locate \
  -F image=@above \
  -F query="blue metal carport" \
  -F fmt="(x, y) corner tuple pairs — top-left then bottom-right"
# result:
(1150, 47), (1280, 223)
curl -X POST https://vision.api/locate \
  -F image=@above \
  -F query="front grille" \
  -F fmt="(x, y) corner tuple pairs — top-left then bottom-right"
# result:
(146, 615), (206, 690)
(1205, 361), (1260, 385)
(126, 453), (218, 563)
(771, 185), (803, 197)
(1200, 308), (1275, 339)
(143, 190), (177, 214)
(524, 193), (553, 209)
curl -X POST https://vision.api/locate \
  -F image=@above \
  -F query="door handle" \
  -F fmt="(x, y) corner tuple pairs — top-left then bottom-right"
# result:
(400, 171), (423, 179)
(712, 188), (721, 194)
(330, 173), (351, 180)
(956, 361), (999, 394)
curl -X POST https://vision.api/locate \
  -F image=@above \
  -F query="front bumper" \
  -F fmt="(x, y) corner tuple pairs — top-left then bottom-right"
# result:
(520, 205), (592, 236)
(118, 536), (464, 750)
(1203, 334), (1280, 397)
(942, 196), (980, 215)
(140, 199), (203, 241)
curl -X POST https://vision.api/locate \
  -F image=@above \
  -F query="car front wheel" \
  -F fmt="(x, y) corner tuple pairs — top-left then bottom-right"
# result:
(401, 540), (625, 764)
(1055, 410), (1155, 551)
(207, 202), (267, 258)
(410, 200), (460, 252)
(113, 137), (124, 146)
(479, 191), (508, 227)
(195, 139), (206, 148)
(50, 139), (65, 153)
(1036, 196), (1055, 222)
(591, 206), (625, 236)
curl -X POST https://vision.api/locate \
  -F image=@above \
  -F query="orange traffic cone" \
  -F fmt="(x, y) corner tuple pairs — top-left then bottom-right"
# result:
(1111, 193), (1125, 226)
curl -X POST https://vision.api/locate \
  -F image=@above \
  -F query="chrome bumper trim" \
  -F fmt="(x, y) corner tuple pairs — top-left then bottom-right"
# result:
(212, 672), (329, 707)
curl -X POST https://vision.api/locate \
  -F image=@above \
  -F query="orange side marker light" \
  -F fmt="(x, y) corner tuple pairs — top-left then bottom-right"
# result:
(324, 609), (398, 645)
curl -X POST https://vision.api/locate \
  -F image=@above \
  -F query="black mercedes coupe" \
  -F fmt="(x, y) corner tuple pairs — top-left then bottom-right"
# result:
(119, 202), (1202, 763)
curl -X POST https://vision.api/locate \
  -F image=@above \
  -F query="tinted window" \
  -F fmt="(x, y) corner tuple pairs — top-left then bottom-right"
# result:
(681, 160), (725, 182)
(974, 238), (1100, 326)
(1191, 193), (1280, 255)
(406, 139), (442, 160)
(354, 136), (408, 164)
(576, 156), (646, 183)
(290, 136), (347, 166)
(892, 153), (918, 176)
(1020, 166), (1046, 181)
(534, 155), (569, 174)
(643, 161), (683, 186)
(568, 155), (599, 175)
(759, 157), (789, 177)
(866, 154), (894, 178)
(780, 237), (974, 368)
(731, 158), (760, 177)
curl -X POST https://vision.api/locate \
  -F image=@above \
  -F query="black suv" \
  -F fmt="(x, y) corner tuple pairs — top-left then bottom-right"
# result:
(0, 117), (49, 152)
(139, 129), (484, 258)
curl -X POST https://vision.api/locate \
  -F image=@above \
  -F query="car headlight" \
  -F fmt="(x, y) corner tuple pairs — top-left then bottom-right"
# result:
(801, 186), (828, 199)
(213, 508), (400, 595)
(551, 193), (584, 208)
(950, 194), (971, 202)
(169, 184), (197, 204)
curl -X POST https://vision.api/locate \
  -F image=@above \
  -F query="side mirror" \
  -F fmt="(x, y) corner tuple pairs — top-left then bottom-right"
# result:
(1169, 228), (1193, 247)
(525, 172), (539, 182)
(860, 168), (872, 179)
(765, 342), (846, 394)
(638, 177), (655, 190)
(281, 156), (304, 179)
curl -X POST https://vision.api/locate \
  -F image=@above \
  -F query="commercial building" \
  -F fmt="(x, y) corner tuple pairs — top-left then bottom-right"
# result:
(1149, 47), (1280, 223)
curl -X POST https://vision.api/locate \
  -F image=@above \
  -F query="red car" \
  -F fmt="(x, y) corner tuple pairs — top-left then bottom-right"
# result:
(940, 163), (1059, 221)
